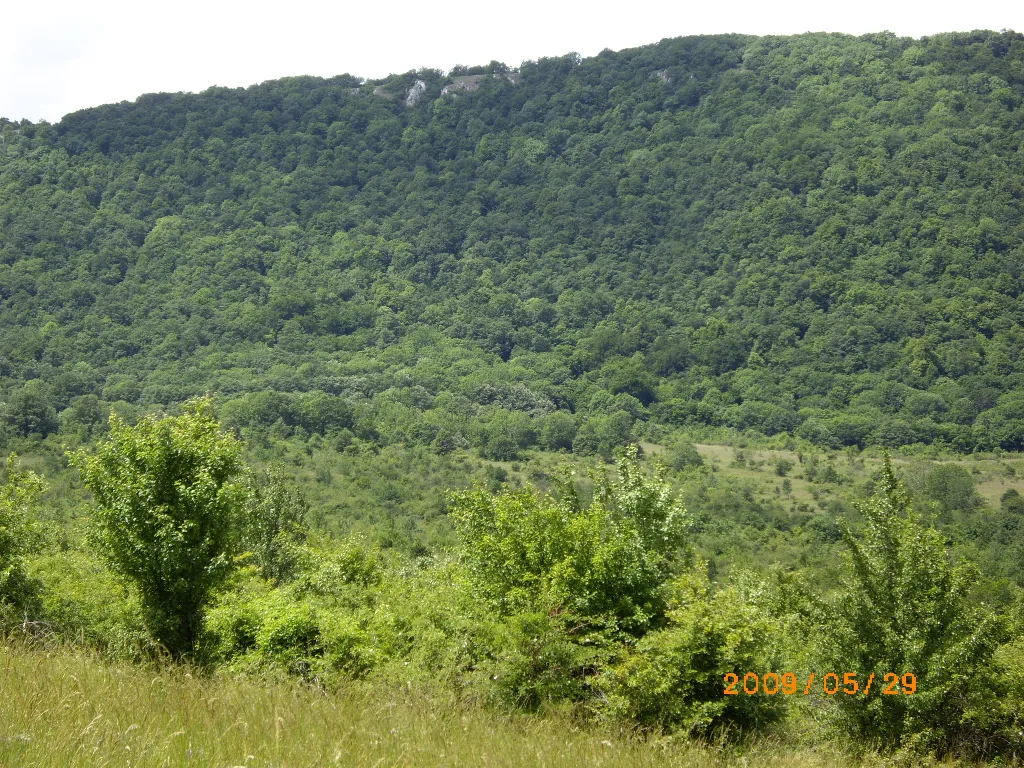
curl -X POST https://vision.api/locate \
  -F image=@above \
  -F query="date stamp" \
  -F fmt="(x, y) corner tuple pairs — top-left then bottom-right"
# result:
(723, 672), (917, 696)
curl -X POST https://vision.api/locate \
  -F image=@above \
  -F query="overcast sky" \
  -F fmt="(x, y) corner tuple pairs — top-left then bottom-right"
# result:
(1, 0), (1020, 123)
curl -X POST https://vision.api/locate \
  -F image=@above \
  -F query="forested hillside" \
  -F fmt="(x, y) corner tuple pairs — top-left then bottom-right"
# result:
(2, 30), (1024, 456)
(4, 31), (1024, 764)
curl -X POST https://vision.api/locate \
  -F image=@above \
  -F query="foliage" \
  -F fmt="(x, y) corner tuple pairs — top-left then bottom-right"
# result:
(450, 446), (689, 635)
(2, 31), (1024, 458)
(240, 465), (309, 582)
(69, 397), (244, 657)
(600, 566), (785, 735)
(0, 454), (44, 609)
(664, 440), (704, 472)
(921, 463), (982, 516)
(817, 456), (1013, 756)
(26, 549), (151, 659)
(2, 29), (1024, 757)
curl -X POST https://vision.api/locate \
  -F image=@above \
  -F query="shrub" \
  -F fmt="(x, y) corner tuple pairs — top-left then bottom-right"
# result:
(540, 411), (577, 452)
(817, 457), (1012, 757)
(922, 463), (981, 516)
(0, 455), (44, 611)
(240, 466), (308, 583)
(600, 566), (785, 735)
(27, 550), (151, 659)
(70, 397), (245, 658)
(1002, 488), (1024, 515)
(665, 440), (704, 471)
(450, 446), (689, 635)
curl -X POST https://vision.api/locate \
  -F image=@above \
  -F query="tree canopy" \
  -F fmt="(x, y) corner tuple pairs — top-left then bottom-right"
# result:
(2, 31), (1024, 458)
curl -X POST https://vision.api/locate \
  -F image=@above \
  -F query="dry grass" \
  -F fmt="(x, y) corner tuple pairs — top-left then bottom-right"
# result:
(0, 642), (902, 768)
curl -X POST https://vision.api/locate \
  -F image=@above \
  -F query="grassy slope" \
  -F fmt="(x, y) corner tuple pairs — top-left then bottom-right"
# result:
(0, 642), (924, 768)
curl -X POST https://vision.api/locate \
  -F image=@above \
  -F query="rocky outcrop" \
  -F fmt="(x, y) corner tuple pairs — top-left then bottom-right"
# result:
(440, 73), (520, 96)
(405, 80), (427, 107)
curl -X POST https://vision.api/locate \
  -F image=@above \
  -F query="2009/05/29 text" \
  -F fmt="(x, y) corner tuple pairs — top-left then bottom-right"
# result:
(724, 672), (917, 696)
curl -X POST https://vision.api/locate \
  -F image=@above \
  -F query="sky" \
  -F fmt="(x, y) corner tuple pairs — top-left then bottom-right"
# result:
(1, 0), (1021, 123)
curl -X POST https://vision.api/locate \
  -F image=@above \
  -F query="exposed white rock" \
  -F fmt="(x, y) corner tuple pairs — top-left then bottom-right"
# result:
(405, 80), (427, 107)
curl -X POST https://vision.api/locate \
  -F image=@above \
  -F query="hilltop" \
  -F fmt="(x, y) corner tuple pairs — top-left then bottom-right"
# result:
(1, 30), (1023, 459)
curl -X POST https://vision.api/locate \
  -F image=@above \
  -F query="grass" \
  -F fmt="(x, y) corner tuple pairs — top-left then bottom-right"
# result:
(0, 641), (921, 768)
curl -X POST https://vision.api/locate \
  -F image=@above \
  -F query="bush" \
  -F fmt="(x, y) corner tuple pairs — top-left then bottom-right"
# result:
(240, 466), (308, 583)
(922, 463), (981, 516)
(665, 440), (704, 471)
(600, 566), (785, 735)
(70, 397), (245, 658)
(27, 550), (151, 659)
(1002, 488), (1024, 515)
(571, 411), (634, 459)
(475, 609), (612, 710)
(817, 457), (1013, 757)
(540, 412), (577, 452)
(205, 575), (376, 683)
(450, 446), (689, 635)
(0, 455), (44, 610)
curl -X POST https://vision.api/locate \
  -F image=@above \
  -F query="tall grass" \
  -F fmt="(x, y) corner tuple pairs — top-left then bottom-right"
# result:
(0, 642), (907, 768)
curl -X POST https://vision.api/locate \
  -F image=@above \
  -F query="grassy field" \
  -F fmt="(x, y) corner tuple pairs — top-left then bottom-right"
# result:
(0, 642), (944, 768)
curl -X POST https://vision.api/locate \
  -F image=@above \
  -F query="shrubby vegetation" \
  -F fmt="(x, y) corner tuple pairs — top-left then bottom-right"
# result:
(70, 398), (244, 657)
(2, 404), (1022, 760)
(2, 27), (1024, 763)
(0, 455), (44, 612)
(819, 458), (1012, 754)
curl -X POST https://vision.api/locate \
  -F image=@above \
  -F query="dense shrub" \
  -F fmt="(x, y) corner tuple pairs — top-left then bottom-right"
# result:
(240, 466), (309, 583)
(70, 397), (245, 657)
(817, 457), (1015, 757)
(27, 550), (151, 659)
(0, 455), (44, 611)
(600, 567), (786, 735)
(450, 446), (689, 635)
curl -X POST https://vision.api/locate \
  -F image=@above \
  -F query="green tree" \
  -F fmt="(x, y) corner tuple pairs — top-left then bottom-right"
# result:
(2, 380), (59, 438)
(70, 397), (244, 658)
(818, 457), (1009, 755)
(1002, 488), (1024, 516)
(922, 463), (981, 516)
(539, 411), (577, 451)
(665, 440), (704, 471)
(450, 446), (689, 634)
(601, 567), (784, 735)
(0, 454), (45, 609)
(241, 466), (309, 583)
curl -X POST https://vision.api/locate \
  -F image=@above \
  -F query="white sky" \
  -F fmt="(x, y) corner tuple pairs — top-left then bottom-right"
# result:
(1, 0), (1020, 123)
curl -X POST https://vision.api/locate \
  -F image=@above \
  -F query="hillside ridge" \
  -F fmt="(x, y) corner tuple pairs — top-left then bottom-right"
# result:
(1, 30), (1023, 456)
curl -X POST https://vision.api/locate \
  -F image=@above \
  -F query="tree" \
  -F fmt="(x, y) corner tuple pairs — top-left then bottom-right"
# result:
(450, 446), (689, 635)
(70, 397), (244, 658)
(818, 457), (1010, 755)
(1001, 488), (1024, 516)
(241, 466), (308, 583)
(600, 567), (785, 735)
(0, 454), (44, 609)
(540, 411), (577, 451)
(922, 463), (981, 516)
(665, 439), (704, 471)
(2, 381), (58, 438)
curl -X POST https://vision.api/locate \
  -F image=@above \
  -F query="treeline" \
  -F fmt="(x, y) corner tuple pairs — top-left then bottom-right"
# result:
(2, 31), (1024, 455)
(1, 402), (1022, 760)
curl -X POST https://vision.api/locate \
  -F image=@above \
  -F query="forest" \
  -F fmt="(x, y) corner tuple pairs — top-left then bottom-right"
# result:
(1, 28), (1024, 765)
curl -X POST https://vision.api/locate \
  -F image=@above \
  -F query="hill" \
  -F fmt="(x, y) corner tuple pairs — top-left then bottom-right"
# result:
(1, 30), (1023, 456)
